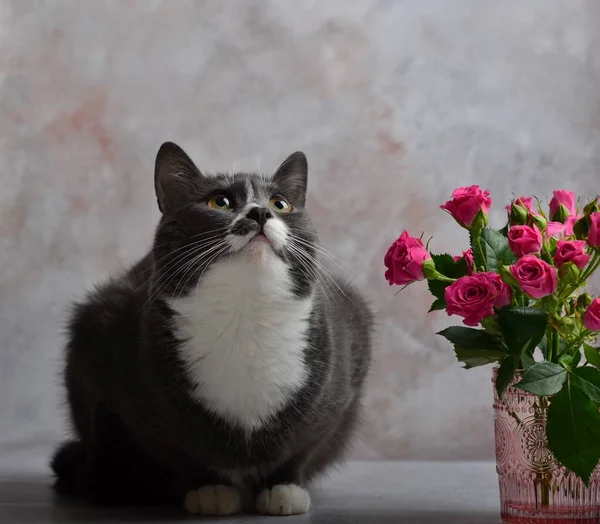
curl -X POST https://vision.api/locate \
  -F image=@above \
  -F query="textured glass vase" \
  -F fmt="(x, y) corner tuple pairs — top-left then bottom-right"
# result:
(493, 369), (600, 523)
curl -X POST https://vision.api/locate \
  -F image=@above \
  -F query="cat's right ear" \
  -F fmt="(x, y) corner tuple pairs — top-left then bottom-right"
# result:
(271, 151), (308, 208)
(154, 142), (203, 213)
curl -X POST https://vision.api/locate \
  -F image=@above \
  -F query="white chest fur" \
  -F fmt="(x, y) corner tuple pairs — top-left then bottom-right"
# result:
(169, 249), (312, 431)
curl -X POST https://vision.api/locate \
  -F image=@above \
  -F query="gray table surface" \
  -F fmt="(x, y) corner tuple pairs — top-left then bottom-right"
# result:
(0, 460), (502, 524)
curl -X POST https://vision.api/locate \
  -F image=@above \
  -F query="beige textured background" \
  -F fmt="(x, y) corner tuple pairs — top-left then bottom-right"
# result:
(2, 0), (600, 468)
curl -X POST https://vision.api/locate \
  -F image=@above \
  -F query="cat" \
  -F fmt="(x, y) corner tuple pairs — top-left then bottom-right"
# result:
(51, 142), (373, 516)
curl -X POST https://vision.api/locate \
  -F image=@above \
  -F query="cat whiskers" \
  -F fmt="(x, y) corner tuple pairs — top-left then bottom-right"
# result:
(287, 230), (354, 280)
(287, 239), (353, 305)
(152, 237), (224, 283)
(151, 227), (227, 252)
(171, 242), (229, 301)
(144, 239), (227, 306)
(285, 243), (336, 307)
(140, 228), (228, 279)
(194, 245), (230, 295)
(149, 228), (229, 282)
(148, 238), (223, 297)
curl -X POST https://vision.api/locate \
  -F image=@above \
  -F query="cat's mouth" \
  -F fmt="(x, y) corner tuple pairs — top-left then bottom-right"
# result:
(245, 232), (273, 252)
(237, 232), (277, 259)
(250, 233), (271, 244)
(226, 231), (275, 254)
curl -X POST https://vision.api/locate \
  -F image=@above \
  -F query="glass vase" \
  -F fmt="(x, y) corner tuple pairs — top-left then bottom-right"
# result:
(493, 369), (600, 523)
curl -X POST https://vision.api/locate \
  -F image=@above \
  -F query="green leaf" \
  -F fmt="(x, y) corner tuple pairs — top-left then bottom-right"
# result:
(496, 355), (519, 398)
(516, 362), (567, 396)
(431, 253), (468, 278)
(469, 230), (486, 271)
(427, 279), (446, 301)
(428, 297), (446, 312)
(481, 315), (502, 336)
(554, 338), (569, 359)
(571, 367), (600, 404)
(559, 349), (581, 369)
(480, 228), (517, 273)
(427, 254), (469, 308)
(521, 351), (536, 371)
(437, 327), (505, 351)
(547, 381), (600, 486)
(574, 215), (591, 240)
(538, 335), (549, 360)
(454, 347), (505, 369)
(498, 307), (548, 355)
(584, 344), (600, 368)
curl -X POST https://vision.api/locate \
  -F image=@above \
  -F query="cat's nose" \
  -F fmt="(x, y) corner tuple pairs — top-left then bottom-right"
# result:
(246, 206), (273, 230)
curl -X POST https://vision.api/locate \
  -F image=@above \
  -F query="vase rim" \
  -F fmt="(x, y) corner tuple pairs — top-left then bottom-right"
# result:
(491, 367), (541, 396)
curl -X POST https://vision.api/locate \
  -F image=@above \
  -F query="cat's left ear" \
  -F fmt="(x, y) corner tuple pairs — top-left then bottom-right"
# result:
(154, 141), (203, 213)
(271, 151), (308, 208)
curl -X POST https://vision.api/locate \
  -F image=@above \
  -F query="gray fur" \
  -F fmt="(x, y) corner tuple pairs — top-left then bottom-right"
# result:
(51, 142), (374, 508)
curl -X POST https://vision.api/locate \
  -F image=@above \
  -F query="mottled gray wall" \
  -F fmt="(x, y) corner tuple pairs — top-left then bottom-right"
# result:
(2, 0), (600, 468)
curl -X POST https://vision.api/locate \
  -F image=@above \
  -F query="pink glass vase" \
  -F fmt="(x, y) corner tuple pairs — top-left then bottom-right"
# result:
(493, 369), (600, 523)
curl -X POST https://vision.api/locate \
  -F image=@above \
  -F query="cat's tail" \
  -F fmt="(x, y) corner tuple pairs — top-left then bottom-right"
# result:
(50, 440), (89, 497)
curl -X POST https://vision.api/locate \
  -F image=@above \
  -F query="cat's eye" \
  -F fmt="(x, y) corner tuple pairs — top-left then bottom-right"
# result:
(269, 197), (292, 214)
(207, 195), (232, 210)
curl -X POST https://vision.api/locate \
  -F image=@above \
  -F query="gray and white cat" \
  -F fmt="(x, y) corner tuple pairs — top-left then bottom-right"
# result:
(51, 142), (373, 516)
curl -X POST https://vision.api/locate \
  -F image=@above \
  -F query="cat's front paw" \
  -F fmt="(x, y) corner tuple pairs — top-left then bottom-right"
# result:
(256, 484), (310, 516)
(183, 484), (242, 516)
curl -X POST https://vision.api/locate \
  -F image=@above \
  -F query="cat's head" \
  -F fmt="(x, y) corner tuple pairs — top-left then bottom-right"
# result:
(151, 142), (317, 299)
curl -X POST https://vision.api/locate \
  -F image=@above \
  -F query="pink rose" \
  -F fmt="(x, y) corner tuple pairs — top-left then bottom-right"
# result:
(549, 190), (576, 221)
(505, 196), (537, 219)
(584, 298), (600, 331)
(512, 196), (535, 214)
(444, 272), (511, 326)
(509, 255), (557, 299)
(506, 197), (539, 226)
(440, 185), (492, 229)
(453, 249), (475, 274)
(588, 212), (600, 248)
(546, 222), (564, 239)
(546, 216), (578, 239)
(564, 215), (578, 237)
(384, 231), (431, 286)
(487, 273), (512, 307)
(554, 240), (590, 270)
(508, 225), (543, 257)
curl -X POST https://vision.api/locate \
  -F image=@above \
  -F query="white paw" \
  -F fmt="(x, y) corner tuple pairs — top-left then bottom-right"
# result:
(256, 484), (311, 516)
(183, 484), (242, 516)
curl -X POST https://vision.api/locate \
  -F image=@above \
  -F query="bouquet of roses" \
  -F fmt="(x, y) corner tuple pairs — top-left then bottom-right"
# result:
(385, 186), (600, 484)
